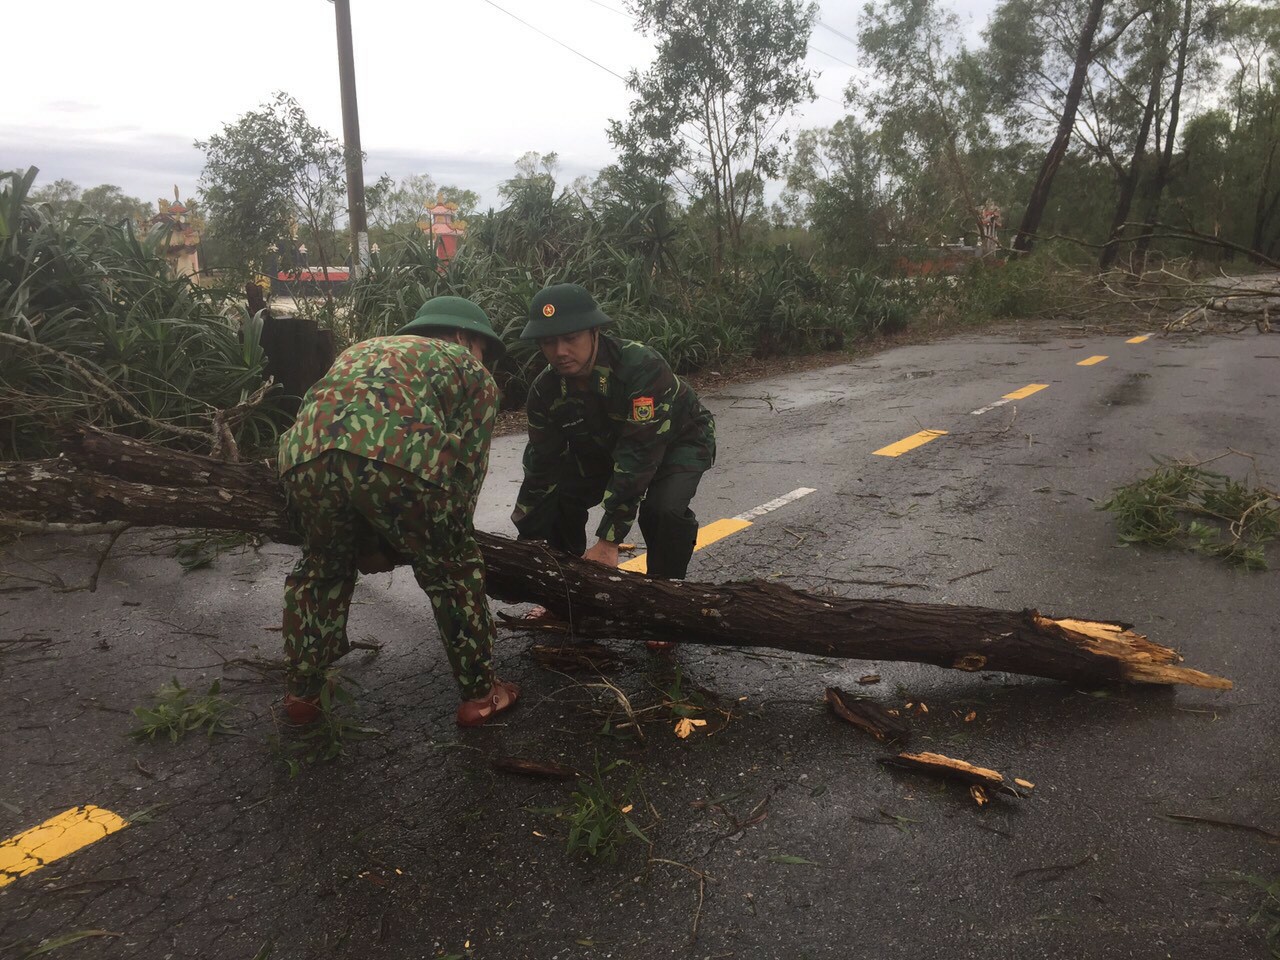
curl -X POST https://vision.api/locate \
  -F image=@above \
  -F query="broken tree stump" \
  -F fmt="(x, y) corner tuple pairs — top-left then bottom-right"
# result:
(0, 429), (1232, 692)
(257, 314), (336, 421)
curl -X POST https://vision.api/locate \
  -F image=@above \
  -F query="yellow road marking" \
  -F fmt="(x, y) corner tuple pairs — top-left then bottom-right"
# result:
(1003, 383), (1049, 400)
(1126, 334), (1150, 344)
(873, 429), (948, 458)
(620, 517), (753, 574)
(1077, 355), (1108, 366)
(0, 806), (128, 888)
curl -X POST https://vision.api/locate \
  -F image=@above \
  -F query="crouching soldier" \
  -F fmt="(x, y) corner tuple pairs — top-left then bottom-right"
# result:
(512, 283), (715, 648)
(277, 296), (519, 726)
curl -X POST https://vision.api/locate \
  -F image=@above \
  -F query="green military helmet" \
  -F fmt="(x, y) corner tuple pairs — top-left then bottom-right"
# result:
(396, 295), (506, 359)
(520, 283), (614, 340)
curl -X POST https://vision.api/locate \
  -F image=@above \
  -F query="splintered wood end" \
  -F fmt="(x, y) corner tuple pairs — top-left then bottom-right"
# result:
(1037, 615), (1233, 690)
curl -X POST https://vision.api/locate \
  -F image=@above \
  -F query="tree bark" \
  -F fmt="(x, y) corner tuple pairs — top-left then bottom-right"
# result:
(1098, 14), (1165, 272)
(0, 429), (1231, 692)
(1133, 0), (1194, 267)
(1250, 136), (1279, 262)
(1014, 0), (1109, 253)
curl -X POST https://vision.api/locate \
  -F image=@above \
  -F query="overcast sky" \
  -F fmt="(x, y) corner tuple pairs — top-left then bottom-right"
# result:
(2, 0), (995, 210)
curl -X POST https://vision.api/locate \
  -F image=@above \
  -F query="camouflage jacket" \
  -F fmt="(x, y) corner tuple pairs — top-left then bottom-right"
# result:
(278, 336), (498, 516)
(513, 333), (715, 543)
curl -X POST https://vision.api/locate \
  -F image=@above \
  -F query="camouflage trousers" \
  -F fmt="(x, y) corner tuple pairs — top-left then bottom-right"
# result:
(282, 450), (496, 699)
(515, 461), (707, 580)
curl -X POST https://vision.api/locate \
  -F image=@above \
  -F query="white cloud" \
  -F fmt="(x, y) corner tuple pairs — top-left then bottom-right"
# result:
(4, 0), (994, 206)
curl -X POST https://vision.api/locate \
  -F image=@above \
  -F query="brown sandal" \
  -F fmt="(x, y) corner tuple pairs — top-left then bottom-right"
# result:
(456, 679), (521, 727)
(283, 692), (322, 725)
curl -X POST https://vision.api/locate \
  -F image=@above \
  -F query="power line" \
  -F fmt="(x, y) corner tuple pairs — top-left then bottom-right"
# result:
(480, 0), (714, 155)
(482, 0), (849, 156)
(582, 0), (629, 15)
(817, 20), (858, 48)
(810, 45), (855, 68)
(479, 0), (629, 82)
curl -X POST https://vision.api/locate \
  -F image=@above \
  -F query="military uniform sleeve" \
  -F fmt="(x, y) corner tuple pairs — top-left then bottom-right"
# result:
(512, 377), (567, 529)
(449, 354), (500, 521)
(596, 354), (680, 543)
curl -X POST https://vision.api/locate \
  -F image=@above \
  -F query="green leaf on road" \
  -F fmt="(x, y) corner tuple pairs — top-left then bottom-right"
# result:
(24, 931), (121, 957)
(767, 854), (819, 865)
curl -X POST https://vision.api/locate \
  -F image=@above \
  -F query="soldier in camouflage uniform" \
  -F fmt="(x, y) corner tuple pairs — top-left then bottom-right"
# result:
(512, 284), (715, 640)
(277, 296), (519, 727)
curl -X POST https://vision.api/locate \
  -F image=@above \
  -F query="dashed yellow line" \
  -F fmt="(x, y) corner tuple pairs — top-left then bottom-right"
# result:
(1003, 383), (1049, 400)
(620, 518), (752, 574)
(873, 429), (948, 458)
(0, 806), (128, 887)
(1126, 335), (1151, 344)
(1077, 355), (1109, 366)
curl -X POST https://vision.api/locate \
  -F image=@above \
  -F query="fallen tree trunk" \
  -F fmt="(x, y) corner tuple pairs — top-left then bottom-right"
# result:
(0, 429), (1231, 691)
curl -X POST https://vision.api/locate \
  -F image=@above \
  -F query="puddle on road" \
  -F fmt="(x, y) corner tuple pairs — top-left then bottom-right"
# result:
(1100, 372), (1151, 407)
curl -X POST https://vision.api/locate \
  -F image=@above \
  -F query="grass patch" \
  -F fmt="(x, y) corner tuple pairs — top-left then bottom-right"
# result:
(1214, 872), (1280, 958)
(1101, 458), (1279, 570)
(536, 757), (649, 862)
(20, 930), (122, 958)
(1242, 873), (1280, 958)
(172, 530), (264, 571)
(130, 678), (237, 742)
(277, 675), (381, 775)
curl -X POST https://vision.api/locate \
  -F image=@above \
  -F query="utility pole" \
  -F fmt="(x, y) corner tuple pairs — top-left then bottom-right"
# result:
(333, 0), (369, 276)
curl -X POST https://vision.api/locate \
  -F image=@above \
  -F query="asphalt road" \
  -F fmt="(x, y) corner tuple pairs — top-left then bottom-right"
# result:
(2, 317), (1278, 960)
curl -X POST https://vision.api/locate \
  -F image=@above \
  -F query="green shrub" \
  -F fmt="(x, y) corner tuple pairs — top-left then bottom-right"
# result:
(1, 168), (281, 459)
(948, 249), (1076, 323)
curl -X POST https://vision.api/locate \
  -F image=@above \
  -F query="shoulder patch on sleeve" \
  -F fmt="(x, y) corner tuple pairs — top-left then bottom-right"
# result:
(631, 396), (655, 422)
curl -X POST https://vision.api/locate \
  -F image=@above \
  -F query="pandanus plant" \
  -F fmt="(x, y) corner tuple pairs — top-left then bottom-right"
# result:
(1, 167), (281, 460)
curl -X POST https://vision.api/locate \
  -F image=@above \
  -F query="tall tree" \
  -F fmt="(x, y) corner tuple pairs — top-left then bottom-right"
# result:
(29, 179), (149, 225)
(1011, 0), (1110, 251)
(366, 174), (481, 231)
(608, 0), (817, 271)
(1098, 2), (1173, 270)
(1223, 3), (1280, 258)
(367, 172), (434, 230)
(852, 0), (993, 243)
(196, 92), (346, 277)
(985, 0), (1156, 252)
(784, 118), (889, 261)
(1132, 0), (1214, 264)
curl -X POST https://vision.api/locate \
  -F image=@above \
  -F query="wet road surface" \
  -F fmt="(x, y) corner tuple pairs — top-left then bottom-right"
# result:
(2, 320), (1278, 959)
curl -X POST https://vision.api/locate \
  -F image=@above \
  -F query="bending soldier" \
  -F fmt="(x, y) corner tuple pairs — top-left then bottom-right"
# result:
(277, 296), (518, 726)
(512, 283), (716, 647)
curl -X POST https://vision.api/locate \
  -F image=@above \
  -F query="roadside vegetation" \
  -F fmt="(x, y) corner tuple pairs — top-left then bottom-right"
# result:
(5, 0), (1277, 461)
(0, 168), (279, 461)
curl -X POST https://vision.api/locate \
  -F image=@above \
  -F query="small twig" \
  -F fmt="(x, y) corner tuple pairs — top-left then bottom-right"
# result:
(649, 858), (712, 941)
(1162, 813), (1280, 843)
(947, 566), (995, 584)
(1013, 851), (1097, 880)
(580, 678), (646, 743)
(996, 405), (1018, 436)
(86, 523), (131, 593)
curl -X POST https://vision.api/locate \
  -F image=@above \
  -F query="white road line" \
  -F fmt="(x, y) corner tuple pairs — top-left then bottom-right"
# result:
(733, 487), (817, 521)
(970, 398), (1012, 416)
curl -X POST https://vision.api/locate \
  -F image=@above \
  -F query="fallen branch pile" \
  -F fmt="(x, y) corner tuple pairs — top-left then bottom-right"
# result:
(0, 429), (1231, 691)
